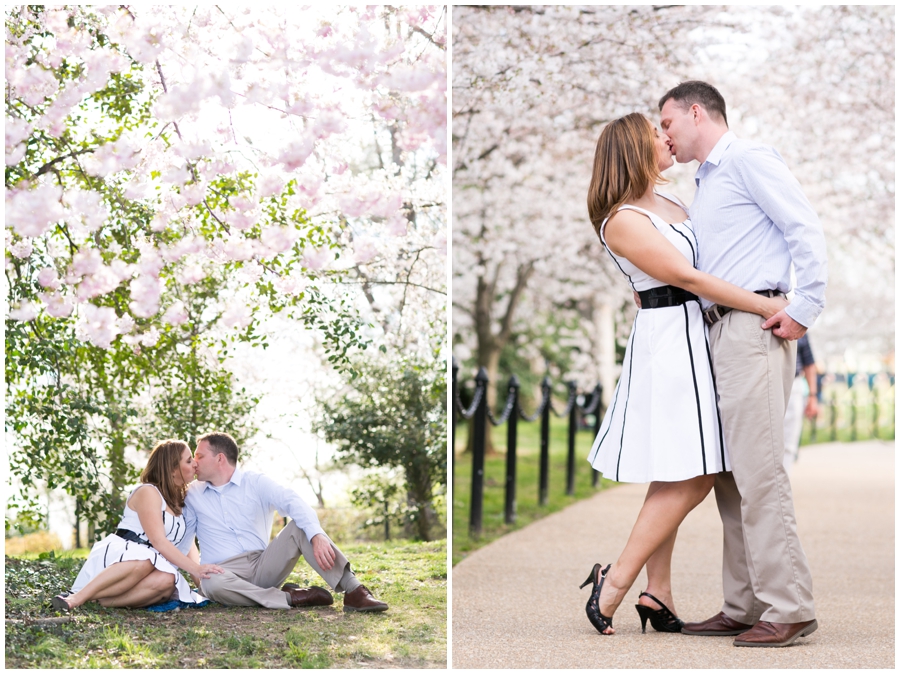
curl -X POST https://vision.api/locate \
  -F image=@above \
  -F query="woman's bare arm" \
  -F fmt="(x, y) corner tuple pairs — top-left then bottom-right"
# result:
(129, 486), (224, 579)
(604, 211), (787, 318)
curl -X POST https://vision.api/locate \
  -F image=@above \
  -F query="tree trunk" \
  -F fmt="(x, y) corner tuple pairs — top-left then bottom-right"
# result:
(406, 462), (434, 541)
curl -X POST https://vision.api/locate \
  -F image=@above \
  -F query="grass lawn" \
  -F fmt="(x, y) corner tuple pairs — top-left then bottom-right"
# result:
(5, 539), (446, 669)
(452, 415), (615, 566)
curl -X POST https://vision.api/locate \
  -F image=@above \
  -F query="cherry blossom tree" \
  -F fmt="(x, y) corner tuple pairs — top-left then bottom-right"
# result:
(5, 5), (447, 533)
(452, 5), (894, 410)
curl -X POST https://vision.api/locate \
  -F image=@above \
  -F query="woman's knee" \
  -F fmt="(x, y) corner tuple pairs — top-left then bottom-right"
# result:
(137, 559), (155, 576)
(148, 570), (176, 593)
(690, 474), (716, 502)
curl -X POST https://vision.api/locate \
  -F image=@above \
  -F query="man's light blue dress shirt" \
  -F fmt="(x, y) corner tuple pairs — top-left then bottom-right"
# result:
(181, 468), (326, 565)
(689, 131), (828, 327)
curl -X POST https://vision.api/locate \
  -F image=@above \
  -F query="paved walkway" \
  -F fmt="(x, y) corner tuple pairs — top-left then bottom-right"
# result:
(452, 440), (894, 668)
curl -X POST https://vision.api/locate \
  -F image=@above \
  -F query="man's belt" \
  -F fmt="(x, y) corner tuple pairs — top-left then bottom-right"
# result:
(703, 289), (782, 326)
(115, 528), (152, 547)
(638, 285), (699, 309)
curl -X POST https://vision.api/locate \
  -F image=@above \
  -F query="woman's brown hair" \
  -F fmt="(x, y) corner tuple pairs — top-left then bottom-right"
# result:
(141, 439), (190, 516)
(587, 112), (666, 238)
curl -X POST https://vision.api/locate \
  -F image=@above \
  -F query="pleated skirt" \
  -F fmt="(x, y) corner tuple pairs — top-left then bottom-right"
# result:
(588, 300), (730, 483)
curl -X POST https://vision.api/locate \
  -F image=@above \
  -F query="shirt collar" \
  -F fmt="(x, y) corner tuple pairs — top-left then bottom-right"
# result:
(695, 131), (736, 185)
(703, 130), (736, 167)
(200, 467), (243, 493)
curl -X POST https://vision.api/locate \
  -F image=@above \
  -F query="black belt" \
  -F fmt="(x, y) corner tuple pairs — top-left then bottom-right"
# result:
(703, 289), (782, 326)
(638, 285), (699, 309)
(115, 528), (152, 547)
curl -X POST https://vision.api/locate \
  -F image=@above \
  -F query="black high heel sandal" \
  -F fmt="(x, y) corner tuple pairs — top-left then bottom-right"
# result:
(51, 592), (72, 612)
(578, 563), (613, 635)
(634, 591), (685, 633)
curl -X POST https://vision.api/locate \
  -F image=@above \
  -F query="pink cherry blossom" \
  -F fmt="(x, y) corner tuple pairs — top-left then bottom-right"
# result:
(9, 239), (33, 259)
(5, 143), (26, 166)
(9, 300), (40, 321)
(224, 209), (257, 231)
(139, 326), (161, 347)
(162, 300), (188, 325)
(116, 313), (136, 334)
(353, 236), (379, 264)
(272, 269), (308, 296)
(176, 260), (206, 285)
(10, 64), (60, 107)
(40, 292), (74, 318)
(222, 238), (256, 262)
(256, 174), (285, 198)
(37, 267), (61, 289)
(260, 225), (299, 254)
(76, 265), (121, 300)
(64, 188), (109, 232)
(221, 302), (252, 329)
(74, 304), (120, 348)
(181, 182), (206, 206)
(5, 116), (31, 149)
(129, 275), (164, 318)
(70, 248), (102, 277)
(301, 247), (332, 270)
(6, 183), (66, 238)
(277, 138), (315, 171)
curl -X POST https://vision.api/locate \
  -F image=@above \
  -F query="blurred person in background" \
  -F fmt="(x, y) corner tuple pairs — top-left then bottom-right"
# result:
(783, 334), (819, 474)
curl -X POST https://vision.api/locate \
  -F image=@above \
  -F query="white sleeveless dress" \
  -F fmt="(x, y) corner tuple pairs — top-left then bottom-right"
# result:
(71, 484), (206, 604)
(587, 193), (730, 483)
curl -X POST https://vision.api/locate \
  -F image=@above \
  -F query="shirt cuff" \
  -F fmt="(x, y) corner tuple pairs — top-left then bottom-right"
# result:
(303, 523), (327, 542)
(785, 297), (820, 329)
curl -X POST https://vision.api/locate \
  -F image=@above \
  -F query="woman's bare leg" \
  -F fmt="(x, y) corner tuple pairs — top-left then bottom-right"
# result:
(64, 560), (154, 609)
(98, 570), (176, 608)
(642, 529), (678, 611)
(641, 482), (679, 613)
(596, 474), (715, 632)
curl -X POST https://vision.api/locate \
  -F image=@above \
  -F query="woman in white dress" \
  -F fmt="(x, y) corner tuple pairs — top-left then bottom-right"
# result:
(52, 440), (223, 610)
(580, 113), (787, 635)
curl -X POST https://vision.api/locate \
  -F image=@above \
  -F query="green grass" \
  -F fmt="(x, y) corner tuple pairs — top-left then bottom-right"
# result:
(802, 395), (895, 444)
(5, 540), (446, 669)
(453, 415), (615, 566)
(453, 388), (895, 566)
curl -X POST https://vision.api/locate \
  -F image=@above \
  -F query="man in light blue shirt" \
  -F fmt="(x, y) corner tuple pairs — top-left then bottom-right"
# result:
(659, 81), (826, 647)
(181, 432), (387, 612)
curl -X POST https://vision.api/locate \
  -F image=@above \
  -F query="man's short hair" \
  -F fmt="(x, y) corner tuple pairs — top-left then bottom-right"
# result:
(198, 432), (239, 466)
(659, 80), (728, 126)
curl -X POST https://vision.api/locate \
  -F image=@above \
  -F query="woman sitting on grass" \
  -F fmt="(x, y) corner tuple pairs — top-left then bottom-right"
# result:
(52, 440), (223, 610)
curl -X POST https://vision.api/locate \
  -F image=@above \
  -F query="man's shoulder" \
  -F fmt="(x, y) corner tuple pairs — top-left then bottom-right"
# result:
(726, 137), (785, 168)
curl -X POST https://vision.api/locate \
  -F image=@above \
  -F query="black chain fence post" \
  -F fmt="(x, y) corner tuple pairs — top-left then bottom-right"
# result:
(504, 375), (520, 524)
(539, 376), (551, 506)
(469, 367), (488, 538)
(566, 381), (577, 496)
(592, 384), (602, 487)
(451, 358), (458, 493)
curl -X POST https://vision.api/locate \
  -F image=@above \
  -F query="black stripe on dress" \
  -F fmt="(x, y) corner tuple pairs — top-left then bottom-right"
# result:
(589, 315), (637, 464)
(683, 303), (707, 474)
(172, 521), (182, 545)
(615, 317), (639, 481)
(603, 245), (636, 291)
(669, 223), (696, 267)
(103, 543), (111, 568)
(703, 323), (726, 469)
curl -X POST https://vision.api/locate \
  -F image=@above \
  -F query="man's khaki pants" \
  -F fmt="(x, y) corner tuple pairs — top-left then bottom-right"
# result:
(199, 521), (357, 609)
(709, 309), (815, 624)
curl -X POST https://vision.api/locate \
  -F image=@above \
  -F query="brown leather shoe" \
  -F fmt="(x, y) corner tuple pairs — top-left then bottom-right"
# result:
(281, 583), (333, 608)
(681, 611), (753, 636)
(343, 585), (388, 613)
(733, 619), (818, 647)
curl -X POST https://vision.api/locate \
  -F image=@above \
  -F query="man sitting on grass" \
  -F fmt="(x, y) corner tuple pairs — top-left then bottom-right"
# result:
(182, 431), (387, 612)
